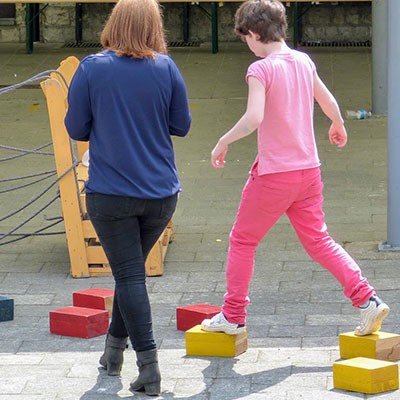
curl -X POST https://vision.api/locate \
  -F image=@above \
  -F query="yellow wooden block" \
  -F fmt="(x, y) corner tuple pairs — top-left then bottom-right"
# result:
(333, 357), (399, 394)
(185, 325), (248, 357)
(339, 331), (400, 361)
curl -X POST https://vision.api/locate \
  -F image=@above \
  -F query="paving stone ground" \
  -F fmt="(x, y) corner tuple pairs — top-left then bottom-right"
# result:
(0, 42), (399, 399)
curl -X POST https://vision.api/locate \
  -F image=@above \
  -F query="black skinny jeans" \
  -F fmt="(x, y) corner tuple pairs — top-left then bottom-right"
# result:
(86, 192), (178, 352)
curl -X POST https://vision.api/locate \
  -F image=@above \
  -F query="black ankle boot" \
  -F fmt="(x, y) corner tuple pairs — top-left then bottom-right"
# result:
(99, 334), (128, 376)
(130, 349), (161, 396)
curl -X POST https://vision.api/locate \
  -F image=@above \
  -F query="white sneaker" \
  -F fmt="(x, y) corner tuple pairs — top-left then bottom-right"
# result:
(354, 296), (390, 336)
(201, 312), (246, 335)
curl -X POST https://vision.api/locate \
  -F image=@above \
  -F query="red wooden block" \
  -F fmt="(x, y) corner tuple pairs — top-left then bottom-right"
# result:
(50, 306), (109, 338)
(176, 303), (221, 331)
(73, 288), (114, 317)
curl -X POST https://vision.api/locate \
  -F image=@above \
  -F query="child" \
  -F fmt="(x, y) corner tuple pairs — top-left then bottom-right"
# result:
(201, 0), (389, 337)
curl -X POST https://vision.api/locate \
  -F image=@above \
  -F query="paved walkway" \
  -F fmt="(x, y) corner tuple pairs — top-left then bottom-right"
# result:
(0, 42), (399, 399)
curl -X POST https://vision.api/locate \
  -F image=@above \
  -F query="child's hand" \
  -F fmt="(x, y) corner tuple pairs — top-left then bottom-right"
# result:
(329, 122), (347, 148)
(211, 140), (228, 168)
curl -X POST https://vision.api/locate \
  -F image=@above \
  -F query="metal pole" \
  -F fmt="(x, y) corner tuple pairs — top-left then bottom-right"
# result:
(381, 0), (400, 251)
(211, 2), (218, 54)
(372, 0), (388, 115)
(292, 2), (300, 49)
(183, 3), (189, 43)
(25, 4), (34, 54)
(75, 3), (83, 43)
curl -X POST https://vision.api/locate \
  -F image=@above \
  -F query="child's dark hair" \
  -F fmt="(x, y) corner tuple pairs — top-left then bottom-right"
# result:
(235, 0), (287, 43)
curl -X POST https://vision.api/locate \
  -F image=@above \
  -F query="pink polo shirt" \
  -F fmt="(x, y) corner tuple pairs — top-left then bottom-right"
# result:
(246, 49), (320, 175)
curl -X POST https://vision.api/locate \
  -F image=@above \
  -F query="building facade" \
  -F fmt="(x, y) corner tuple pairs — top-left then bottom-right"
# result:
(0, 2), (371, 46)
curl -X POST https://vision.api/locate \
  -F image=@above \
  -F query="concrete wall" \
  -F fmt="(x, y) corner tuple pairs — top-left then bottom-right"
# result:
(0, 2), (372, 45)
(301, 2), (371, 44)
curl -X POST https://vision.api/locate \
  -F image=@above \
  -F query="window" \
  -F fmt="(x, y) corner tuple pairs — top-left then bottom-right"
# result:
(0, 4), (16, 26)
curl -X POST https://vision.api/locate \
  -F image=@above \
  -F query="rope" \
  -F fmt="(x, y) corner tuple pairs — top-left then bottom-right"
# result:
(0, 69), (68, 96)
(0, 68), (76, 244)
(0, 169), (56, 183)
(0, 143), (54, 161)
(0, 160), (81, 243)
(0, 171), (57, 194)
(0, 218), (65, 246)
(0, 192), (60, 241)
(0, 159), (79, 223)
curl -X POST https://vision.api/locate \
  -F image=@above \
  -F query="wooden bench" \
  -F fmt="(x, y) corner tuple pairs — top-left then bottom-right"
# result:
(0, 0), (371, 54)
(40, 56), (173, 278)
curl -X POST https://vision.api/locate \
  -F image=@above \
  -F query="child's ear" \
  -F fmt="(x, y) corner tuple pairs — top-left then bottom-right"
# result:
(248, 30), (261, 41)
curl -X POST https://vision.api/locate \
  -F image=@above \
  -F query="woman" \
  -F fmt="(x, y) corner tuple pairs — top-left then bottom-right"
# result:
(65, 0), (191, 395)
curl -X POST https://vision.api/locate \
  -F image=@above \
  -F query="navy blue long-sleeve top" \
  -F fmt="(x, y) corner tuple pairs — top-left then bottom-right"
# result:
(64, 50), (191, 199)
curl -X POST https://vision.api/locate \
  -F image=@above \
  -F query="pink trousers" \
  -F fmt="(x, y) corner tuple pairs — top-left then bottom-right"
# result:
(222, 165), (375, 324)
